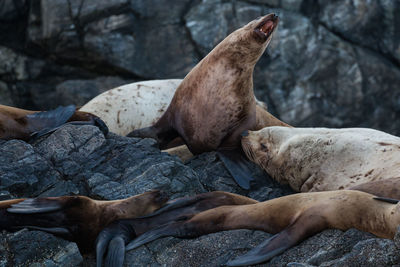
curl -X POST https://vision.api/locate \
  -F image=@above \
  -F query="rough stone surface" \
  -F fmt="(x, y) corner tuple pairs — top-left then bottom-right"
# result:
(0, 229), (82, 267)
(0, 125), (399, 266)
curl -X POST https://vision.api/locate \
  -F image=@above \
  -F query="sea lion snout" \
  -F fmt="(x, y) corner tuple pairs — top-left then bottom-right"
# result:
(254, 13), (279, 41)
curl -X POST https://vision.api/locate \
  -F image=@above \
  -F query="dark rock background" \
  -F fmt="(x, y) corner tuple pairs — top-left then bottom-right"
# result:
(0, 0), (399, 133)
(1, 0), (400, 266)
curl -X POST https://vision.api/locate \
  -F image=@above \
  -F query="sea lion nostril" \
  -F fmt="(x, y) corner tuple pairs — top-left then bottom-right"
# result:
(241, 131), (249, 137)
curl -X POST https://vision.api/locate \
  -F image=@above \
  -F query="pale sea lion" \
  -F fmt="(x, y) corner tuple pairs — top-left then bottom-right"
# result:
(96, 189), (400, 266)
(1, 190), (167, 253)
(79, 79), (182, 136)
(128, 14), (288, 189)
(0, 104), (108, 141)
(242, 127), (400, 195)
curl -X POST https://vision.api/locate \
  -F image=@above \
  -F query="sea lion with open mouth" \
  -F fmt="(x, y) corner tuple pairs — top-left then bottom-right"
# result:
(0, 190), (167, 253)
(95, 189), (400, 266)
(241, 127), (400, 196)
(127, 14), (288, 189)
(0, 104), (108, 141)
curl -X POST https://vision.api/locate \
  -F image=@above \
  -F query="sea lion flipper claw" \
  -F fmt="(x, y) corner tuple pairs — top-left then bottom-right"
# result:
(7, 198), (63, 214)
(217, 150), (254, 189)
(27, 105), (76, 139)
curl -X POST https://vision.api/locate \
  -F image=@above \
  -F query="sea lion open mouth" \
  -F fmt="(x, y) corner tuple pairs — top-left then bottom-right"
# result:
(254, 14), (279, 40)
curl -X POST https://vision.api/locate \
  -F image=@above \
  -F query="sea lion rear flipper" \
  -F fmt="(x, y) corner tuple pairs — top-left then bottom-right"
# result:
(27, 105), (76, 140)
(225, 232), (293, 266)
(217, 149), (254, 189)
(7, 197), (64, 214)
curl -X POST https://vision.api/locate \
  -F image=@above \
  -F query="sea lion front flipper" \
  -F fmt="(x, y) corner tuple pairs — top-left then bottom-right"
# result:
(27, 105), (76, 140)
(217, 149), (254, 189)
(127, 125), (179, 149)
(96, 219), (145, 267)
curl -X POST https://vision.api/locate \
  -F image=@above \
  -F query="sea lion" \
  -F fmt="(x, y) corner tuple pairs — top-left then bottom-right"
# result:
(99, 190), (400, 266)
(80, 79), (286, 163)
(79, 79), (283, 136)
(128, 14), (288, 188)
(79, 79), (182, 136)
(241, 127), (400, 196)
(0, 104), (108, 141)
(1, 190), (167, 253)
(95, 191), (257, 266)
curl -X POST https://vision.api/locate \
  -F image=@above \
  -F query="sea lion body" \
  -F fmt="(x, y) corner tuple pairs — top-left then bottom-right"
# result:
(79, 78), (285, 162)
(100, 190), (400, 266)
(183, 190), (400, 265)
(80, 79), (182, 136)
(126, 14), (286, 188)
(0, 104), (107, 141)
(242, 127), (400, 193)
(128, 14), (283, 152)
(1, 190), (167, 252)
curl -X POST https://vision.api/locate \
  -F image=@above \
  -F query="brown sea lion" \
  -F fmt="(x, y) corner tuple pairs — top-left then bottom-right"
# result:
(241, 126), (400, 197)
(101, 189), (400, 266)
(1, 190), (167, 253)
(128, 14), (289, 189)
(0, 104), (108, 141)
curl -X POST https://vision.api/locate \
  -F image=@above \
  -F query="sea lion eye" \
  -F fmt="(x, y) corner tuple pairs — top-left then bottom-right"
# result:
(261, 143), (267, 150)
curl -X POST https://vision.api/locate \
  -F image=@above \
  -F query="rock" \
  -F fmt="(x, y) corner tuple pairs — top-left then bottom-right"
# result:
(0, 125), (398, 266)
(0, 0), (27, 21)
(0, 229), (82, 267)
(0, 46), (45, 81)
(54, 76), (131, 106)
(319, 0), (400, 64)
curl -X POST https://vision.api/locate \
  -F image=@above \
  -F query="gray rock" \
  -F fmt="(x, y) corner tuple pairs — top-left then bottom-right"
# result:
(0, 229), (82, 267)
(54, 76), (131, 106)
(319, 0), (400, 64)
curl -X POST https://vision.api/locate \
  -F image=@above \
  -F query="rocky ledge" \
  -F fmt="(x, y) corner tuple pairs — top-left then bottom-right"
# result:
(1, 125), (399, 266)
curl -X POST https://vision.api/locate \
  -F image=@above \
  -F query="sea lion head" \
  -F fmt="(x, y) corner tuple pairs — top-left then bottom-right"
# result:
(217, 13), (279, 65)
(241, 126), (286, 172)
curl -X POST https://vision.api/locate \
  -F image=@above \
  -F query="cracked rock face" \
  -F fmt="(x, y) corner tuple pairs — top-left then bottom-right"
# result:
(1, 125), (399, 266)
